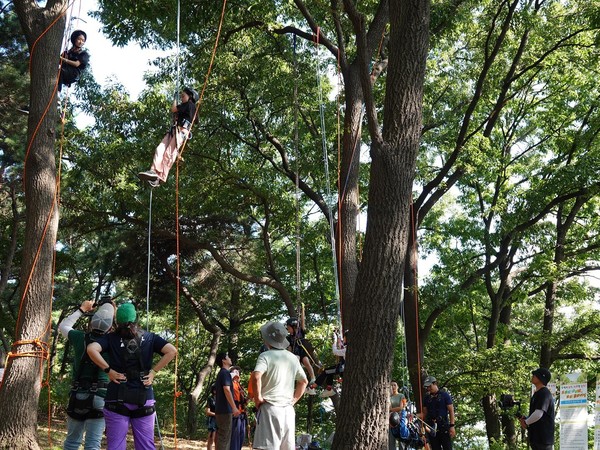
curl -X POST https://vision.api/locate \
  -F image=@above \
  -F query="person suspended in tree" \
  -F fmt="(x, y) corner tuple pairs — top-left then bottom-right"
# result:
(59, 30), (89, 92)
(312, 328), (347, 398)
(285, 304), (322, 396)
(138, 87), (198, 187)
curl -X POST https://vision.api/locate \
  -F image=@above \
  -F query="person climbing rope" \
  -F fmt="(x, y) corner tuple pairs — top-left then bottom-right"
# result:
(138, 87), (199, 187)
(58, 297), (116, 450)
(59, 30), (89, 92)
(86, 302), (177, 449)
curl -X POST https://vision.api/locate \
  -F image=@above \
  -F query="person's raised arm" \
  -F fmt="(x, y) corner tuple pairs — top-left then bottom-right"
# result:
(58, 300), (94, 338)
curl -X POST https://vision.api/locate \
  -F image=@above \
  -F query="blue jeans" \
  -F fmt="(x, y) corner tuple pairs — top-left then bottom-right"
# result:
(63, 416), (105, 450)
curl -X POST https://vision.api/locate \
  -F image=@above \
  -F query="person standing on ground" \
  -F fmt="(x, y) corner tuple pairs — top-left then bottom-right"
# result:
(422, 376), (456, 450)
(389, 381), (406, 450)
(519, 368), (555, 450)
(251, 321), (308, 450)
(58, 299), (115, 450)
(229, 367), (248, 450)
(214, 352), (240, 450)
(205, 384), (218, 450)
(87, 303), (177, 450)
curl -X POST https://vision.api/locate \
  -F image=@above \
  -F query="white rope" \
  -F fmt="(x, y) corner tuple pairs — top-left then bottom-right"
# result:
(293, 35), (301, 307)
(175, 0), (181, 94)
(315, 39), (342, 330)
(145, 188), (153, 331)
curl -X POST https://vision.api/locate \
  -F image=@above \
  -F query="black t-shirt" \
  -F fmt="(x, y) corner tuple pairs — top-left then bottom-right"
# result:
(423, 389), (453, 425)
(528, 386), (555, 445)
(215, 367), (233, 414)
(95, 330), (168, 401)
(65, 48), (89, 72)
(176, 101), (196, 127)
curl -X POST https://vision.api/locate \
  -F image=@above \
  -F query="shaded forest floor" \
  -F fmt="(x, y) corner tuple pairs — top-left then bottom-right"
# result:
(38, 419), (252, 449)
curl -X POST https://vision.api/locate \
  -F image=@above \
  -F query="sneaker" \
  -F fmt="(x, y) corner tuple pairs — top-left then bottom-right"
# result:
(320, 387), (336, 398)
(148, 179), (160, 188)
(138, 170), (159, 181)
(306, 386), (317, 395)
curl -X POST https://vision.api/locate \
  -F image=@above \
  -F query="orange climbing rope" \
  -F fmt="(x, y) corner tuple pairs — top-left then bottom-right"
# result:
(7, 1), (81, 446)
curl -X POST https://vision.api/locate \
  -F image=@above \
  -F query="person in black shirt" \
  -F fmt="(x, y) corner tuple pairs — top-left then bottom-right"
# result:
(421, 376), (456, 450)
(138, 87), (198, 186)
(519, 368), (555, 450)
(59, 30), (89, 92)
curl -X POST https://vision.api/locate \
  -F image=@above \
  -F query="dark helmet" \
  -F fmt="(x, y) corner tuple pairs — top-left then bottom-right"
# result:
(70, 30), (87, 46)
(286, 317), (299, 328)
(183, 86), (199, 102)
(389, 412), (401, 427)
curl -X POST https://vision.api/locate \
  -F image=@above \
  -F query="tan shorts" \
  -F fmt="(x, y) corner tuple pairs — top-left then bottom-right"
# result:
(253, 403), (295, 450)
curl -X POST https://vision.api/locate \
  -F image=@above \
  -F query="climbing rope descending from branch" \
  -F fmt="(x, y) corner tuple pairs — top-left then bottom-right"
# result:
(314, 28), (342, 330)
(8, 2), (82, 446)
(293, 34), (302, 308)
(172, 0), (228, 447)
(145, 189), (153, 331)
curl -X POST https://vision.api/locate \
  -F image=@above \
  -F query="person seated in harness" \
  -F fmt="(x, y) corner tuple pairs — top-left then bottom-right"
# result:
(138, 87), (199, 187)
(59, 30), (89, 92)
(285, 304), (322, 395)
(87, 302), (177, 450)
(313, 328), (347, 398)
(389, 409), (425, 449)
(58, 297), (116, 450)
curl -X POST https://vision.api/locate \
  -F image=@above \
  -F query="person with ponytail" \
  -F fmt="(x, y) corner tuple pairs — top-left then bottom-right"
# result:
(59, 30), (89, 92)
(138, 87), (199, 187)
(87, 303), (177, 450)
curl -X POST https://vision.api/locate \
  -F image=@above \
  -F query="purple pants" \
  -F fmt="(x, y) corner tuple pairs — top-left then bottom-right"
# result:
(104, 400), (156, 450)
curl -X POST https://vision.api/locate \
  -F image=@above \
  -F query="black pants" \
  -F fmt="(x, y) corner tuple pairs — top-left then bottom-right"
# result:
(59, 66), (80, 91)
(428, 429), (452, 450)
(530, 443), (552, 450)
(314, 363), (344, 387)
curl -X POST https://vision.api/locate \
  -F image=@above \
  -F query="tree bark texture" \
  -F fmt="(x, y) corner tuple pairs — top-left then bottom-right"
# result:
(333, 0), (430, 448)
(0, 1), (65, 448)
(337, 64), (363, 328)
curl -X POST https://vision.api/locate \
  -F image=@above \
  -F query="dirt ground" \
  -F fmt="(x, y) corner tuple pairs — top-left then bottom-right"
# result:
(38, 420), (252, 449)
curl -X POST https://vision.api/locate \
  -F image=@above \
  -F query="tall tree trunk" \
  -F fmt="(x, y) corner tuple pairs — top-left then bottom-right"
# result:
(0, 1), (65, 448)
(501, 412), (517, 449)
(337, 64), (363, 327)
(333, 0), (430, 447)
(482, 394), (501, 445)
(186, 331), (221, 437)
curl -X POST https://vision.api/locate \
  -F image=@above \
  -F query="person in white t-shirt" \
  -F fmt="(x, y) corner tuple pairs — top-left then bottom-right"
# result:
(251, 321), (308, 450)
